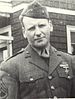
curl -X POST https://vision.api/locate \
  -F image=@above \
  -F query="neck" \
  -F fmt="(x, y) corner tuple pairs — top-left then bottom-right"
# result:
(30, 43), (50, 55)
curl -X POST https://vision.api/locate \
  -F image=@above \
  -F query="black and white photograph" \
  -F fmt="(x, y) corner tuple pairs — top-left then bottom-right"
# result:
(0, 0), (75, 98)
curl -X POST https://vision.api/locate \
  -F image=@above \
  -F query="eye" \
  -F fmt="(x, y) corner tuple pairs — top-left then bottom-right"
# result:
(38, 24), (46, 28)
(28, 26), (35, 31)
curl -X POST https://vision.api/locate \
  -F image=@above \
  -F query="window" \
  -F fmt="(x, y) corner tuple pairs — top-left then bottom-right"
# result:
(66, 25), (75, 55)
(0, 25), (13, 63)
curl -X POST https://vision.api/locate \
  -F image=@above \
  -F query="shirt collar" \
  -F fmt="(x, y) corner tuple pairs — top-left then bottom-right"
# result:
(31, 44), (50, 58)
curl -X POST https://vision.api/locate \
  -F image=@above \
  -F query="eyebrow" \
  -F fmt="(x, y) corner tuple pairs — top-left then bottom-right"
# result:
(27, 25), (35, 30)
(26, 24), (34, 29)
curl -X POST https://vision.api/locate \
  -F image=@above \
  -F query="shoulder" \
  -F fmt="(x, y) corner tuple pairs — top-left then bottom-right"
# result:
(0, 48), (26, 67)
(5, 45), (31, 62)
(6, 48), (25, 62)
(0, 48), (25, 78)
(55, 49), (72, 60)
(0, 45), (31, 67)
(51, 46), (72, 62)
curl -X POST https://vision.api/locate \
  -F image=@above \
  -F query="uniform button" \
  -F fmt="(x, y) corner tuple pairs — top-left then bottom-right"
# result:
(53, 96), (57, 99)
(51, 85), (55, 90)
(48, 75), (52, 80)
(26, 51), (29, 54)
(8, 74), (10, 76)
(42, 10), (44, 14)
(30, 77), (34, 81)
(68, 75), (71, 79)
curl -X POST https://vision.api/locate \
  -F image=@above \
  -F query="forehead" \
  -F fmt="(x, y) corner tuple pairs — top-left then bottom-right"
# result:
(23, 17), (49, 26)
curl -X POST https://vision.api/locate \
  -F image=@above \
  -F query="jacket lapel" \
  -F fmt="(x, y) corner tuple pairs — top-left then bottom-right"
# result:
(49, 47), (62, 75)
(25, 45), (48, 73)
(24, 45), (63, 74)
(24, 45), (73, 80)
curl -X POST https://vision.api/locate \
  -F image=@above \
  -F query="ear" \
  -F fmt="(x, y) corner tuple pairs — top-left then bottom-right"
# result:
(49, 20), (53, 32)
(22, 27), (27, 39)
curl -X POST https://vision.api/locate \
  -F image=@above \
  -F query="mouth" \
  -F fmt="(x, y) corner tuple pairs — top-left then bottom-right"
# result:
(34, 37), (45, 41)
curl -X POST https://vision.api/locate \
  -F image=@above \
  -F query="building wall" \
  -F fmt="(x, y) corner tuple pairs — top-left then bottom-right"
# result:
(49, 13), (75, 52)
(0, 17), (10, 28)
(10, 1), (75, 54)
(12, 0), (75, 10)
(10, 10), (28, 54)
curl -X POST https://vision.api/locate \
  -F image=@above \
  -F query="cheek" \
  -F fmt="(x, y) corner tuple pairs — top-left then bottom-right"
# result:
(46, 33), (50, 40)
(43, 27), (50, 36)
(26, 32), (34, 41)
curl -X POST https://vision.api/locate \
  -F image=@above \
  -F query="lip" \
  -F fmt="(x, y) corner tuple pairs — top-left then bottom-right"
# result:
(34, 37), (45, 41)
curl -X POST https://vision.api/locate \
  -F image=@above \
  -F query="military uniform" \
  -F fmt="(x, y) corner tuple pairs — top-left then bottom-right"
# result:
(0, 1), (75, 99)
(0, 45), (75, 99)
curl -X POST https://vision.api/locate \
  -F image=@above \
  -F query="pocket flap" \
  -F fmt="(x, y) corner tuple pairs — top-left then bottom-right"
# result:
(19, 69), (47, 82)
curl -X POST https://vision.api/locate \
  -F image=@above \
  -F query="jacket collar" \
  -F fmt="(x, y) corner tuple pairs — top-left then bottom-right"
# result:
(27, 45), (49, 73)
(48, 46), (62, 75)
(31, 44), (50, 58)
(24, 45), (62, 74)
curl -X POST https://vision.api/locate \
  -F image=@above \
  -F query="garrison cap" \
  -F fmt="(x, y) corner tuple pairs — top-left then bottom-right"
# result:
(20, 0), (49, 19)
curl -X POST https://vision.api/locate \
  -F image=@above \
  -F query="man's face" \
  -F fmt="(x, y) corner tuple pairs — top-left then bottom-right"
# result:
(23, 17), (51, 49)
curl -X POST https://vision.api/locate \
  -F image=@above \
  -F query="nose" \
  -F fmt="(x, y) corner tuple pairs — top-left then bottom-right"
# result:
(35, 26), (41, 37)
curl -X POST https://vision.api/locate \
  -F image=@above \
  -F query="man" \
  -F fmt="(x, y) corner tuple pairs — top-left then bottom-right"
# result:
(0, 0), (75, 99)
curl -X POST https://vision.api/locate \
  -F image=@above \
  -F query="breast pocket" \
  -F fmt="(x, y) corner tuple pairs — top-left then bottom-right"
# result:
(19, 68), (48, 98)
(54, 63), (73, 97)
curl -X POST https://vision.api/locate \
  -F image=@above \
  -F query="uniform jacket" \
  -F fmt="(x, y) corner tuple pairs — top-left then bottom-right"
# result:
(0, 45), (75, 99)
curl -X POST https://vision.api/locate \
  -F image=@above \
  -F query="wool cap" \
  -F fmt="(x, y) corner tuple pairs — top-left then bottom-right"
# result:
(20, 0), (49, 19)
